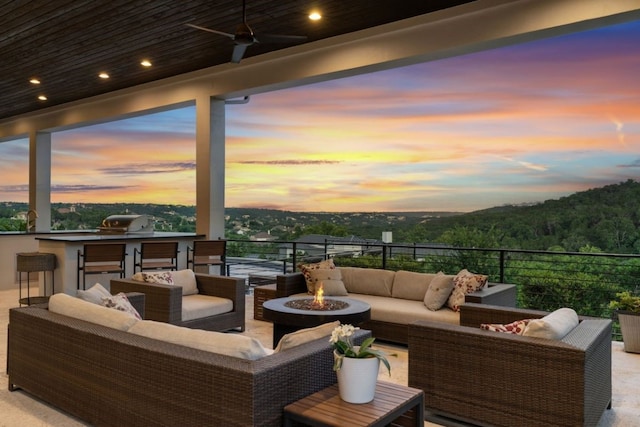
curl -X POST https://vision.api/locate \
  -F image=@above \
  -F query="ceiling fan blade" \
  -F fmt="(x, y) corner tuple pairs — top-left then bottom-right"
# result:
(231, 44), (249, 63)
(255, 33), (307, 44)
(186, 23), (235, 40)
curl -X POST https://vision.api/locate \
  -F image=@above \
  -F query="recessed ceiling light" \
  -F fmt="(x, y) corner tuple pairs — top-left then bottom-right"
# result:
(29, 78), (41, 84)
(98, 72), (110, 79)
(309, 11), (321, 21)
(38, 95), (47, 101)
(140, 59), (152, 67)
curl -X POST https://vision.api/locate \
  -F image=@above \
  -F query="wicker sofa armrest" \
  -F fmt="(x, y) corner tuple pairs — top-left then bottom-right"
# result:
(460, 302), (549, 327)
(195, 273), (245, 316)
(464, 283), (516, 306)
(276, 272), (307, 297)
(110, 279), (182, 323)
(125, 292), (145, 318)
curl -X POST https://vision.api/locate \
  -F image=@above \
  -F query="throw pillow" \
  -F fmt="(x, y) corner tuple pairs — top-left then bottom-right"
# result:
(423, 273), (455, 311)
(522, 307), (579, 340)
(274, 321), (341, 352)
(307, 268), (348, 296)
(77, 282), (112, 305)
(481, 319), (531, 335)
(102, 292), (142, 320)
(169, 269), (199, 296)
(132, 271), (174, 285)
(299, 259), (336, 294)
(49, 293), (139, 331)
(447, 269), (488, 312)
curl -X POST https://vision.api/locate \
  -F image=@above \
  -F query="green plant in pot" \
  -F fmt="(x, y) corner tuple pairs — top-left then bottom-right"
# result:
(609, 291), (640, 354)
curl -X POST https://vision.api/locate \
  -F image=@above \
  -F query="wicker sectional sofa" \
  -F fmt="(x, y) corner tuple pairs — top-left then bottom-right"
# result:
(7, 297), (369, 427)
(408, 303), (612, 427)
(276, 267), (517, 344)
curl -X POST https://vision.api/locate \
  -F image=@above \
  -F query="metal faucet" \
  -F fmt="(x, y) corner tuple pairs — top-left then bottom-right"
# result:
(26, 209), (38, 233)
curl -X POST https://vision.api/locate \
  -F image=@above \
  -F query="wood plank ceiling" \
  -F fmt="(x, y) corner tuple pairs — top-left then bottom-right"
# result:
(0, 0), (475, 122)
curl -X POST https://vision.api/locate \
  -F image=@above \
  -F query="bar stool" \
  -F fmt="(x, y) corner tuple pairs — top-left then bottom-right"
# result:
(187, 239), (226, 275)
(17, 252), (56, 305)
(77, 243), (127, 290)
(134, 241), (179, 272)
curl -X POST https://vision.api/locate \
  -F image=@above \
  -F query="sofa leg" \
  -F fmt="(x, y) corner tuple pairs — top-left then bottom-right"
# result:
(8, 381), (18, 392)
(607, 400), (612, 410)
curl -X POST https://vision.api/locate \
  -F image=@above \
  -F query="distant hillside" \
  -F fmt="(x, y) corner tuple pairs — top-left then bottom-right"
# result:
(3, 180), (639, 253)
(414, 179), (640, 253)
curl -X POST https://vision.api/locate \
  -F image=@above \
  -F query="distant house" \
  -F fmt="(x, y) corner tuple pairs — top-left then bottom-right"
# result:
(251, 231), (278, 242)
(277, 233), (451, 263)
(278, 234), (383, 261)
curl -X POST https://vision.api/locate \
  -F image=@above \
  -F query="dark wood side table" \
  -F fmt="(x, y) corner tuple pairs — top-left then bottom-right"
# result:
(283, 381), (424, 427)
(253, 283), (277, 321)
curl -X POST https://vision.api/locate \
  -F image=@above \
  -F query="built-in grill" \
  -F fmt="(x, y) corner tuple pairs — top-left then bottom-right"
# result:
(98, 214), (154, 235)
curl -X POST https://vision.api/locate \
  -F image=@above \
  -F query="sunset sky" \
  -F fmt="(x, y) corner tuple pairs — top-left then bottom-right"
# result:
(1, 19), (639, 212)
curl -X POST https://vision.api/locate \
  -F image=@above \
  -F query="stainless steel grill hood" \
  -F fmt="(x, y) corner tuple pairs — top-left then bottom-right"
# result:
(98, 214), (153, 234)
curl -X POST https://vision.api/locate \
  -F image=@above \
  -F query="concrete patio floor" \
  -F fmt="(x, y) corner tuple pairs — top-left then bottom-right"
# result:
(1, 289), (638, 426)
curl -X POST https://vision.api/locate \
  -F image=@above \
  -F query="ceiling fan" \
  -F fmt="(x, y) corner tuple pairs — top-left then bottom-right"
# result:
(187, 0), (308, 63)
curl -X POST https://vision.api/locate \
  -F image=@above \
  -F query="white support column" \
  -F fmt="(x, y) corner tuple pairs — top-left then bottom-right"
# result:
(29, 131), (52, 232)
(195, 95), (225, 240)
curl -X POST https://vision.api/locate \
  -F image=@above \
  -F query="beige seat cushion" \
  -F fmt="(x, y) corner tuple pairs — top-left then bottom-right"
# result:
(347, 293), (459, 325)
(49, 293), (139, 331)
(181, 294), (233, 322)
(129, 320), (272, 360)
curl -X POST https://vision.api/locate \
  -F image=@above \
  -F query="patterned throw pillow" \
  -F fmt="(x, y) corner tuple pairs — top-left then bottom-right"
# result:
(299, 259), (336, 294)
(102, 292), (142, 320)
(132, 271), (174, 285)
(77, 282), (112, 305)
(446, 269), (488, 312)
(481, 319), (531, 335)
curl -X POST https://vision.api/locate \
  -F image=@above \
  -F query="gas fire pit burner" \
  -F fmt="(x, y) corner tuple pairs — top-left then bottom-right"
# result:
(284, 298), (350, 311)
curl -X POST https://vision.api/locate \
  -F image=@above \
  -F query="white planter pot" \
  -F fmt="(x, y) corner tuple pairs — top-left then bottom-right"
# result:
(335, 352), (379, 404)
(618, 311), (640, 354)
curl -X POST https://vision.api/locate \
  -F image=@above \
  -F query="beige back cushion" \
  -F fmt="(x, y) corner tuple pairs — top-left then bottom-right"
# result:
(129, 320), (272, 360)
(339, 267), (395, 297)
(391, 271), (438, 301)
(49, 293), (139, 331)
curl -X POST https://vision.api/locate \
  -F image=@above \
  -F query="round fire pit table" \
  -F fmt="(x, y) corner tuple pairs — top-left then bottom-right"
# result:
(262, 296), (371, 348)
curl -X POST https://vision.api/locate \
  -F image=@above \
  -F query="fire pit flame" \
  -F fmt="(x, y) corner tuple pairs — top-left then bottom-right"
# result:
(313, 283), (325, 307)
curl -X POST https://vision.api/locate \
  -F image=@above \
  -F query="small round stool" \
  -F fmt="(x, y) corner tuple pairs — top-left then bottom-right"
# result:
(17, 252), (56, 306)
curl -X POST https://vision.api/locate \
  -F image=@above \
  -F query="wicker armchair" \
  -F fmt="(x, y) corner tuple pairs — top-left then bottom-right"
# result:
(408, 303), (612, 427)
(110, 273), (245, 332)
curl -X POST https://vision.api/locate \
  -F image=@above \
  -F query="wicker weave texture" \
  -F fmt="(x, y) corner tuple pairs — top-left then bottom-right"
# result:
(408, 304), (612, 427)
(110, 273), (245, 332)
(16, 252), (56, 272)
(7, 306), (372, 427)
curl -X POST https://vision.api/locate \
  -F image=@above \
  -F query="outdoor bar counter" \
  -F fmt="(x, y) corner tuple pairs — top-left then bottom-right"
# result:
(36, 232), (204, 295)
